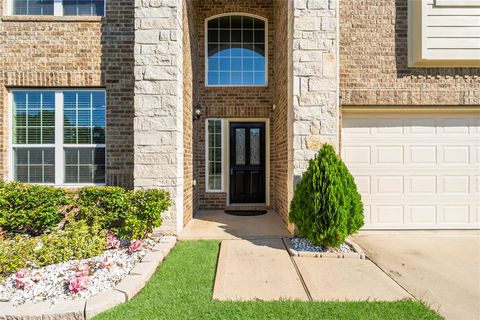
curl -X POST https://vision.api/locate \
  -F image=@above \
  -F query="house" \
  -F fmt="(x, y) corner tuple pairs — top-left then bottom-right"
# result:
(0, 0), (478, 234)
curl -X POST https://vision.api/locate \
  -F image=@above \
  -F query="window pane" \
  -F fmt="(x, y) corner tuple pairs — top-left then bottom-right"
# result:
(207, 15), (266, 86)
(13, 91), (55, 144)
(13, 0), (54, 15)
(63, 91), (105, 144)
(14, 148), (55, 183)
(64, 147), (105, 184)
(63, 0), (104, 16)
(207, 120), (222, 191)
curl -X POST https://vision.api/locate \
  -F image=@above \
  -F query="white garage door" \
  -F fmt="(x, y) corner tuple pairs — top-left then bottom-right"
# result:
(342, 110), (480, 229)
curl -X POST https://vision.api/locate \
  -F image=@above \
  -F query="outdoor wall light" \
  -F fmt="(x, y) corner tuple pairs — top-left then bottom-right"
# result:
(193, 103), (202, 121)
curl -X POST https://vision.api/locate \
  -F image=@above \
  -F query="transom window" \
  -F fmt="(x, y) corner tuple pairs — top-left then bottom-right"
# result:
(11, 0), (105, 16)
(206, 14), (267, 86)
(11, 90), (106, 185)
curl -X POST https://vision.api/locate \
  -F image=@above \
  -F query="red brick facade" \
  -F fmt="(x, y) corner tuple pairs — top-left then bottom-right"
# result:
(340, 0), (480, 106)
(0, 1), (135, 188)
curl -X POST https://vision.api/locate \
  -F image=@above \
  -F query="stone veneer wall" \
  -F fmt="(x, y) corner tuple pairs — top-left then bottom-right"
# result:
(195, 0), (275, 209)
(272, 0), (293, 226)
(182, 0), (199, 226)
(134, 0), (184, 233)
(292, 0), (339, 180)
(0, 1), (135, 188)
(340, 0), (480, 106)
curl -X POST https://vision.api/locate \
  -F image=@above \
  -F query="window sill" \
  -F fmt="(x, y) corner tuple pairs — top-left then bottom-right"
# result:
(1, 15), (103, 22)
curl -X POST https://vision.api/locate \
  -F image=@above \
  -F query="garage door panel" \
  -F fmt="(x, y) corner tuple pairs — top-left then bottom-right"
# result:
(343, 146), (371, 164)
(342, 111), (479, 229)
(375, 206), (404, 224)
(409, 206), (437, 224)
(377, 146), (404, 164)
(442, 146), (470, 164)
(376, 176), (404, 195)
(410, 176), (437, 194)
(442, 206), (470, 224)
(409, 146), (437, 164)
(442, 176), (469, 194)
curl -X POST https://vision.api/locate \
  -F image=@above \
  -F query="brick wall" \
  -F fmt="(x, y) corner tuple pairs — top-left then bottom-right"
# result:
(340, 0), (480, 106)
(195, 0), (275, 209)
(272, 0), (291, 225)
(0, 1), (135, 188)
(183, 0), (199, 225)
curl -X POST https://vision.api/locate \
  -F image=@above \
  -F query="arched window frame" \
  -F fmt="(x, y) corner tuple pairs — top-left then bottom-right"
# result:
(205, 13), (268, 87)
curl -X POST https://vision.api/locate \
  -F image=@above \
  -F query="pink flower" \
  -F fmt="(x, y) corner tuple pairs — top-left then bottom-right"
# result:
(105, 231), (121, 250)
(100, 257), (114, 270)
(76, 264), (91, 275)
(15, 269), (29, 279)
(128, 240), (143, 254)
(14, 278), (34, 290)
(30, 271), (42, 282)
(68, 273), (91, 294)
(14, 270), (34, 289)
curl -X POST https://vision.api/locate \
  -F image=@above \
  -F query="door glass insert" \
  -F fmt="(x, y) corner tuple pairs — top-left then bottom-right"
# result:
(250, 128), (260, 165)
(235, 128), (245, 165)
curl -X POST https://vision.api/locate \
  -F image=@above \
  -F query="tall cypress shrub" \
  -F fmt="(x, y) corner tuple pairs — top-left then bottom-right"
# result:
(289, 144), (364, 247)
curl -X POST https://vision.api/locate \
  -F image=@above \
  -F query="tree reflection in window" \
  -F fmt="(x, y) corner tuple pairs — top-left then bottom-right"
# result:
(207, 15), (266, 86)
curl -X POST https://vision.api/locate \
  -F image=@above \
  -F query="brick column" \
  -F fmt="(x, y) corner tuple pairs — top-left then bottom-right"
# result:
(134, 0), (184, 234)
(292, 0), (339, 181)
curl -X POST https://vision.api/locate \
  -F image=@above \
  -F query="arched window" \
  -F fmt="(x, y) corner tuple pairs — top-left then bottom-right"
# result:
(206, 14), (267, 86)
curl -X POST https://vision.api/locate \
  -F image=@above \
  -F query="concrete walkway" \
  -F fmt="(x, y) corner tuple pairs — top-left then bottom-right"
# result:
(213, 239), (308, 301)
(179, 210), (290, 240)
(213, 238), (410, 302)
(353, 231), (480, 320)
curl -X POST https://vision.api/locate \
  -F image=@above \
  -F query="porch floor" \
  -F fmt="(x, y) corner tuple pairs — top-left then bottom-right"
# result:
(179, 210), (290, 240)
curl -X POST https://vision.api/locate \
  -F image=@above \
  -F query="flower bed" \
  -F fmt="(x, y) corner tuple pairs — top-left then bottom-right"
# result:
(0, 236), (160, 306)
(0, 182), (171, 308)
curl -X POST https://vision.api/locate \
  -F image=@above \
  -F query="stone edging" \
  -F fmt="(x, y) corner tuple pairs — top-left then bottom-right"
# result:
(0, 236), (177, 320)
(283, 237), (366, 259)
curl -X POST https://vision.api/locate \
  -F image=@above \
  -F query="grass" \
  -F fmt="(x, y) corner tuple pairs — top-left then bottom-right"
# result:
(95, 241), (441, 320)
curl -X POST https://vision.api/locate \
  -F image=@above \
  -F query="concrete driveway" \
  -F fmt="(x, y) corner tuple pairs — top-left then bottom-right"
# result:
(352, 231), (480, 320)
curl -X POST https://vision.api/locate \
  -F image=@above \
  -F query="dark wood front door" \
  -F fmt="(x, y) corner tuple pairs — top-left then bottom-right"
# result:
(229, 122), (266, 203)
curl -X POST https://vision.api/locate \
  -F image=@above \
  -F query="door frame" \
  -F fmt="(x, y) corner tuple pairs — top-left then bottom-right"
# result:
(225, 118), (270, 206)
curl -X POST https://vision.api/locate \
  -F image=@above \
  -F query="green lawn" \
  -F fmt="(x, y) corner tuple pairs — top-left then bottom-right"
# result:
(95, 241), (441, 320)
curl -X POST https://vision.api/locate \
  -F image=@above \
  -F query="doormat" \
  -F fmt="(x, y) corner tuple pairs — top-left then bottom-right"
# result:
(224, 210), (268, 216)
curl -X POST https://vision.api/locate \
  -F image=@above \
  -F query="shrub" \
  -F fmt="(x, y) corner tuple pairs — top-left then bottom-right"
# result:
(0, 236), (38, 279)
(75, 186), (129, 230)
(120, 189), (170, 240)
(36, 220), (106, 266)
(75, 187), (170, 240)
(0, 182), (70, 235)
(289, 144), (364, 247)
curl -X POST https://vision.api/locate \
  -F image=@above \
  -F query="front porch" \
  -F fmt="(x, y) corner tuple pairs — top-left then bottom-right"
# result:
(178, 209), (290, 240)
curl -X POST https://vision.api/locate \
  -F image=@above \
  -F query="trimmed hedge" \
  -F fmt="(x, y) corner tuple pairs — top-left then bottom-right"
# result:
(75, 187), (170, 240)
(289, 144), (364, 247)
(0, 182), (70, 235)
(0, 182), (170, 240)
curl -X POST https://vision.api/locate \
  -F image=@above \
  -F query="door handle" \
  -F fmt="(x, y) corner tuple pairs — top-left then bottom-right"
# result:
(230, 167), (233, 176)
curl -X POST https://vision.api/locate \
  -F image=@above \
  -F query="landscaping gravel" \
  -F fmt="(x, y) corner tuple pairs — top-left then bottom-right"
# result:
(0, 236), (161, 306)
(290, 237), (356, 254)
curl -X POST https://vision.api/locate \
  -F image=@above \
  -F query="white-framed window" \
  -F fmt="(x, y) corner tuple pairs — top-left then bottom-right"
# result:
(205, 14), (268, 87)
(10, 89), (106, 186)
(205, 119), (224, 192)
(10, 0), (105, 16)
